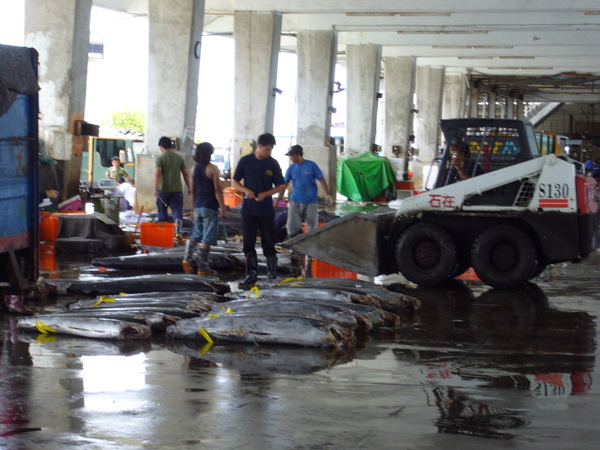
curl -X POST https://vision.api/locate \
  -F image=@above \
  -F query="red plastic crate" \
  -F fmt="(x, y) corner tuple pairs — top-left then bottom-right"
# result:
(140, 222), (175, 247)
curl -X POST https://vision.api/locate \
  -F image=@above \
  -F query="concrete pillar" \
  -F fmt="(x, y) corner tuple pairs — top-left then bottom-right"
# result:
(480, 92), (488, 118)
(25, 0), (92, 200)
(498, 97), (506, 119)
(346, 44), (381, 153)
(232, 11), (282, 168)
(146, 0), (204, 152)
(412, 66), (444, 189)
(415, 66), (444, 163)
(296, 30), (337, 147)
(442, 72), (467, 120)
(469, 88), (479, 118)
(488, 92), (497, 118)
(506, 97), (515, 119)
(295, 30), (338, 201)
(139, 0), (204, 213)
(382, 56), (416, 161)
(516, 99), (525, 120)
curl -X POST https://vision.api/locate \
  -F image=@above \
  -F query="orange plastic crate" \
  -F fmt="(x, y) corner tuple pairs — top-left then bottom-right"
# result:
(224, 187), (243, 208)
(140, 222), (176, 247)
(39, 212), (59, 242)
(311, 258), (358, 279)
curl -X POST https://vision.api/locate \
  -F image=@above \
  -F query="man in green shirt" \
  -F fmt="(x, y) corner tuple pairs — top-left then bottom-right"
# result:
(154, 136), (191, 222)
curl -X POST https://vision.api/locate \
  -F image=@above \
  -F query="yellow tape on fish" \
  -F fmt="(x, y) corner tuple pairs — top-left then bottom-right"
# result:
(198, 327), (214, 344)
(35, 321), (56, 334)
(278, 276), (303, 286)
(246, 286), (260, 299)
(92, 296), (116, 307)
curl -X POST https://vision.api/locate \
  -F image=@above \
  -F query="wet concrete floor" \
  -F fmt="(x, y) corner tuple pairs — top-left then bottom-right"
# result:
(1, 250), (600, 449)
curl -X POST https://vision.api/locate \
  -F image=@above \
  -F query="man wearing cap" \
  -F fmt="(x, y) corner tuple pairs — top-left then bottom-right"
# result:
(106, 156), (131, 182)
(280, 144), (332, 238)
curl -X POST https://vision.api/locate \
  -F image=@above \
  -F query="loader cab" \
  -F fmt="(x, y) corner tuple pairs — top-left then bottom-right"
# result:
(432, 119), (539, 205)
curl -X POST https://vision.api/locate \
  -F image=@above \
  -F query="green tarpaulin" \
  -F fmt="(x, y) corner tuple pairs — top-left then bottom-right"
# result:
(337, 152), (396, 201)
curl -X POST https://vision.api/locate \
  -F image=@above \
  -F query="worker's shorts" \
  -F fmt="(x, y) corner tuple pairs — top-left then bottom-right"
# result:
(191, 207), (219, 245)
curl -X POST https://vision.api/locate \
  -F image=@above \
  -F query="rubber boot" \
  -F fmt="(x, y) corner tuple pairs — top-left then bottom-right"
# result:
(182, 240), (197, 274)
(197, 247), (217, 276)
(4, 294), (34, 315)
(175, 219), (184, 245)
(266, 256), (278, 280)
(238, 256), (258, 290)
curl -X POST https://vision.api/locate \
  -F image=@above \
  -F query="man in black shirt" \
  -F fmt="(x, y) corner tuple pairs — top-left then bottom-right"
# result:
(232, 133), (286, 289)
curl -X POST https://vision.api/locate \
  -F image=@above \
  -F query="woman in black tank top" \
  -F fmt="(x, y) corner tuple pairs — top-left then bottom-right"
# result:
(182, 142), (226, 275)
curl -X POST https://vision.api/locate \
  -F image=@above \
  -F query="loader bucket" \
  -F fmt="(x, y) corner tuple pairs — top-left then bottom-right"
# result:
(282, 209), (396, 276)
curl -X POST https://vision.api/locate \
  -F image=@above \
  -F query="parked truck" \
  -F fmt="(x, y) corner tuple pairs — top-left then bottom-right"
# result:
(285, 119), (600, 289)
(0, 44), (40, 295)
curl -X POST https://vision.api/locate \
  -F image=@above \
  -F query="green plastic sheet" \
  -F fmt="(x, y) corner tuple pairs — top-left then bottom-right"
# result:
(336, 152), (397, 201)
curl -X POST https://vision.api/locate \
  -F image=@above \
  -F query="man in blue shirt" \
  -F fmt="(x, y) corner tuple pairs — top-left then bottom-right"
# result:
(232, 133), (286, 288)
(280, 144), (331, 238)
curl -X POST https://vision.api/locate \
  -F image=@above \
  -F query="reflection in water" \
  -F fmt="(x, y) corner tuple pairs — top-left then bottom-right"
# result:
(388, 281), (596, 439)
(16, 334), (152, 356)
(0, 317), (39, 437)
(168, 341), (356, 375)
(430, 386), (529, 439)
(1, 279), (596, 445)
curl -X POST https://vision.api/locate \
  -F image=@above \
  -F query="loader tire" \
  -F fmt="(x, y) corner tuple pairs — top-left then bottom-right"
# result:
(471, 225), (537, 289)
(395, 223), (457, 286)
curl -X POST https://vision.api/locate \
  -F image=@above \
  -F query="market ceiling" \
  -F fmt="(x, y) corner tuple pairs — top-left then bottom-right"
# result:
(94, 0), (600, 103)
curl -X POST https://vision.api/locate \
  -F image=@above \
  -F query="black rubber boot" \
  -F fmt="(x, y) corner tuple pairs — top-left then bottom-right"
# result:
(266, 256), (278, 280)
(238, 256), (258, 289)
(197, 247), (217, 276)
